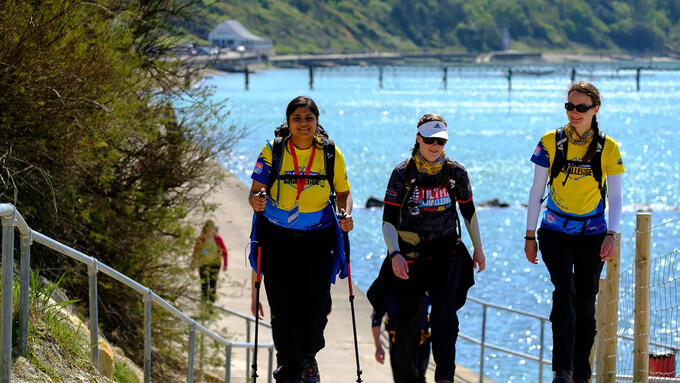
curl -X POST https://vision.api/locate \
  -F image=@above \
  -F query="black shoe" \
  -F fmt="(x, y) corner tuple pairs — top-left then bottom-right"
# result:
(302, 355), (320, 383)
(273, 365), (284, 381)
(273, 365), (303, 383)
(573, 377), (588, 383)
(553, 370), (573, 383)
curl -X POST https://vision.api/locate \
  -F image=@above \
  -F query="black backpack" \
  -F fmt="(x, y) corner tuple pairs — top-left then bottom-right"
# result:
(547, 127), (607, 209)
(266, 123), (337, 208)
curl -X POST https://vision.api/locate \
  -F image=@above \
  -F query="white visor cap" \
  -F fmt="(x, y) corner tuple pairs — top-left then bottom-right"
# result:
(417, 121), (448, 139)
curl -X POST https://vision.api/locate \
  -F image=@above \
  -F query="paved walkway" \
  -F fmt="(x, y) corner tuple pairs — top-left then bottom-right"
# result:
(197, 171), (491, 382)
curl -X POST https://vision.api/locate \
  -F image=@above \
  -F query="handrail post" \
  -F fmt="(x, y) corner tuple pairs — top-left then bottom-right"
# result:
(634, 212), (651, 383)
(479, 305), (487, 383)
(604, 236), (620, 381)
(268, 346), (274, 383)
(1, 209), (17, 383)
(246, 319), (251, 379)
(538, 319), (545, 383)
(187, 323), (196, 383)
(144, 289), (152, 383)
(88, 259), (100, 370)
(225, 344), (232, 383)
(19, 232), (32, 357)
(595, 277), (607, 380)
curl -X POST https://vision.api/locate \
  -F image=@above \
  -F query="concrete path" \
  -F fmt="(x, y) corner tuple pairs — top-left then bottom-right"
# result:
(195, 170), (490, 383)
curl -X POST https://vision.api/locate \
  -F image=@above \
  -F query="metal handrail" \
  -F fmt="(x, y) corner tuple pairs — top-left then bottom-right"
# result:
(375, 295), (551, 383)
(182, 294), (274, 379)
(1, 203), (274, 383)
(462, 296), (551, 383)
(618, 334), (680, 354)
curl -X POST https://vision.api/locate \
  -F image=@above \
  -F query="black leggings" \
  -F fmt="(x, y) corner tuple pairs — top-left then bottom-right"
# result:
(388, 320), (431, 383)
(391, 240), (471, 382)
(259, 220), (335, 381)
(538, 228), (605, 381)
(199, 265), (220, 303)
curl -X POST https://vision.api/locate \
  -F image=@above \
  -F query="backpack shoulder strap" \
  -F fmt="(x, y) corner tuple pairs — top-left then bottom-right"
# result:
(549, 127), (568, 186)
(321, 138), (338, 211)
(445, 159), (462, 239)
(445, 159), (458, 199)
(591, 130), (607, 209)
(322, 138), (335, 194)
(590, 131), (606, 188)
(267, 136), (285, 192)
(404, 157), (417, 188)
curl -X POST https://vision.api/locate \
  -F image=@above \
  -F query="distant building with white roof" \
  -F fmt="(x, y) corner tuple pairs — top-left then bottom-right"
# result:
(208, 20), (273, 54)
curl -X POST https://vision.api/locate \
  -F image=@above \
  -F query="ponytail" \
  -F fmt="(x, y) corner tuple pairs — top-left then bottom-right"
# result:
(582, 115), (600, 162)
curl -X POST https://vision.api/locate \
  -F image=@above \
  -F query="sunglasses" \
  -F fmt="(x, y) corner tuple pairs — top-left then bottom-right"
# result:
(564, 102), (596, 113)
(419, 135), (447, 146)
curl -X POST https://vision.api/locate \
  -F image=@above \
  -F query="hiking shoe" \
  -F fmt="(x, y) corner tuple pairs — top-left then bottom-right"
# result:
(553, 370), (573, 383)
(302, 355), (320, 383)
(273, 365), (284, 381)
(273, 365), (303, 383)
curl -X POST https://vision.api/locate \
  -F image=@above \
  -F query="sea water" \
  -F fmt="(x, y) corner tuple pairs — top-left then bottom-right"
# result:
(206, 65), (680, 381)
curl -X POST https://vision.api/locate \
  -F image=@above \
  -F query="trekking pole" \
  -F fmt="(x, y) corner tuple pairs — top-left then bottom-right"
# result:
(252, 191), (266, 383)
(338, 212), (363, 383)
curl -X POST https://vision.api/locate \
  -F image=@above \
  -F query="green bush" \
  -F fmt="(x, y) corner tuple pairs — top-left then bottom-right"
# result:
(1, 0), (244, 380)
(114, 361), (140, 383)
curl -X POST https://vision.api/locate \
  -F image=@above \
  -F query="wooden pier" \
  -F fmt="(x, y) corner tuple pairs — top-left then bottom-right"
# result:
(183, 50), (680, 91)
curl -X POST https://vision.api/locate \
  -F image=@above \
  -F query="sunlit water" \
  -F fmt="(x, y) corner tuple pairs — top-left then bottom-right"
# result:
(205, 65), (680, 382)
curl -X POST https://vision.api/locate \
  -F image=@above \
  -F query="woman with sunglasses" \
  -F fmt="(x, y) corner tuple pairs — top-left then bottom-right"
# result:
(381, 113), (485, 383)
(524, 82), (625, 383)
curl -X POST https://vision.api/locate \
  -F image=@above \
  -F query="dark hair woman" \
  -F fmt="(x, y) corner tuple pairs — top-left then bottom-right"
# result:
(380, 113), (485, 383)
(248, 96), (353, 383)
(524, 82), (625, 383)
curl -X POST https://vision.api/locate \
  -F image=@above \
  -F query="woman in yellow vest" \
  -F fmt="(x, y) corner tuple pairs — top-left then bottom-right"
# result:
(525, 82), (625, 383)
(248, 96), (353, 383)
(190, 219), (228, 304)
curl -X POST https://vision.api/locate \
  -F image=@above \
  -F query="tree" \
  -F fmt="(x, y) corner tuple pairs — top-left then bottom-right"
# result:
(0, 0), (244, 379)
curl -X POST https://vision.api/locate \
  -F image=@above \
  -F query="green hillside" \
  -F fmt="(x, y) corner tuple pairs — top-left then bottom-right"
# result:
(180, 0), (680, 54)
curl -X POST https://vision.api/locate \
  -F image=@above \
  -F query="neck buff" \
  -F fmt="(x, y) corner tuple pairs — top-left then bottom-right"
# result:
(565, 123), (594, 146)
(413, 151), (445, 175)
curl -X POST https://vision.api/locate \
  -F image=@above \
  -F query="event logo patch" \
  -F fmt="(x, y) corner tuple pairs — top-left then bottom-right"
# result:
(253, 162), (263, 174)
(546, 213), (556, 224)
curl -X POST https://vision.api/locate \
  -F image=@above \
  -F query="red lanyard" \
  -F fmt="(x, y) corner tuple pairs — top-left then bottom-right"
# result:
(289, 140), (317, 201)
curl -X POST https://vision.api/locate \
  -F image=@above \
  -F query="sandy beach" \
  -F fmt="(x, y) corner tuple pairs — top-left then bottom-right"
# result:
(194, 169), (489, 383)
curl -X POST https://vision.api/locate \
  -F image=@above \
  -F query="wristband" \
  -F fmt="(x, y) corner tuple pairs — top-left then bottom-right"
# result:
(389, 250), (401, 259)
(524, 236), (536, 241)
(605, 232), (617, 237)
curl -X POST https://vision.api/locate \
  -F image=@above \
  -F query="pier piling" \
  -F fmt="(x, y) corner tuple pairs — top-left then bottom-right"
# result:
(308, 66), (314, 90)
(443, 66), (448, 90)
